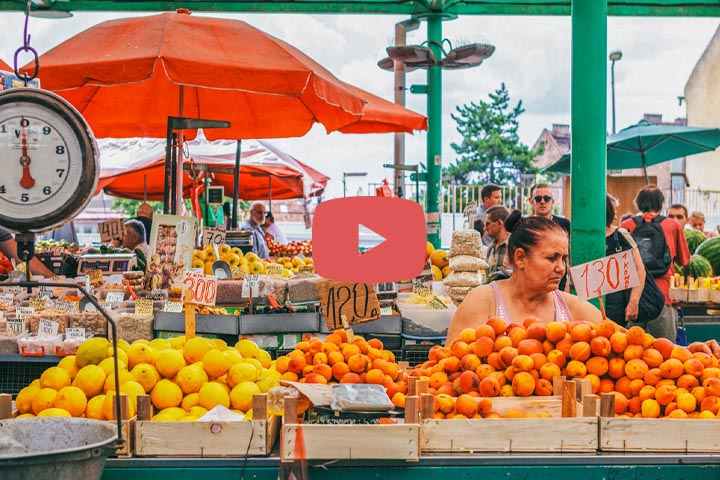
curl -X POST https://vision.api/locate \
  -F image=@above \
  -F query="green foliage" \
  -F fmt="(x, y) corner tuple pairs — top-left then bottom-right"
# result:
(111, 198), (190, 217)
(444, 83), (540, 186)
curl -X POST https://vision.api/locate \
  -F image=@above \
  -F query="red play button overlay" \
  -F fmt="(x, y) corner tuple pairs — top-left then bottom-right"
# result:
(312, 197), (427, 283)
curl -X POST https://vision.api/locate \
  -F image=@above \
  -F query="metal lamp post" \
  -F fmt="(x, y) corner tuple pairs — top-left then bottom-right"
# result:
(609, 50), (622, 135)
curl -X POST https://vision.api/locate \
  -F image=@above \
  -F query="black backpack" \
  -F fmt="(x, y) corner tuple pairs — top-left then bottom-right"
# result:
(631, 215), (672, 278)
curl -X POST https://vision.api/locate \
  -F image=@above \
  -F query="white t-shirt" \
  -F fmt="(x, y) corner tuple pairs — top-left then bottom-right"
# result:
(264, 223), (287, 244)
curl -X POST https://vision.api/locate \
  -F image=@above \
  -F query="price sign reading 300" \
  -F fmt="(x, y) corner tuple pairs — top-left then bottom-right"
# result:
(182, 271), (218, 306)
(569, 251), (641, 301)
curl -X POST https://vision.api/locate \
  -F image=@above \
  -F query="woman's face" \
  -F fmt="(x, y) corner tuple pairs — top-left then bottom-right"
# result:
(521, 231), (568, 289)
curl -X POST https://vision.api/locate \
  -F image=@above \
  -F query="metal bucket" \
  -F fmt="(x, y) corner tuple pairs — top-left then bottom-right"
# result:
(0, 417), (117, 480)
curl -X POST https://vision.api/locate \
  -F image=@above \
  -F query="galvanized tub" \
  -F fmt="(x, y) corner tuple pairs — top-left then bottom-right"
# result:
(0, 417), (118, 480)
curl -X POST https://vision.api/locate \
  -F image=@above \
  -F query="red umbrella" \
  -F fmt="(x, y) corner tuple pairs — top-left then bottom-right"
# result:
(0, 59), (10, 71)
(25, 9), (366, 140)
(338, 83), (428, 134)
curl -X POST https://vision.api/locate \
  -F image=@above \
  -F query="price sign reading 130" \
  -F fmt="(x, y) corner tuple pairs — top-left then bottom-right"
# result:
(569, 250), (641, 301)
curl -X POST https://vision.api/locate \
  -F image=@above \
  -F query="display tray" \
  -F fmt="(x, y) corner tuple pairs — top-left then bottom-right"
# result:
(154, 312), (239, 335)
(240, 312), (319, 334)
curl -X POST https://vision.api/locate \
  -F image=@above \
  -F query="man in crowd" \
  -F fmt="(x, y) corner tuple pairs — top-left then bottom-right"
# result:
(0, 227), (55, 277)
(484, 205), (511, 277)
(620, 185), (690, 341)
(263, 212), (287, 244)
(667, 204), (689, 229)
(132, 203), (154, 243)
(475, 183), (502, 246)
(122, 219), (150, 258)
(689, 211), (719, 238)
(529, 183), (570, 289)
(240, 202), (270, 258)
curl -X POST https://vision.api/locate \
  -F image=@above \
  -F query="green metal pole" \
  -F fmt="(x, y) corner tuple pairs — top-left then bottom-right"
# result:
(570, 0), (607, 267)
(426, 14), (443, 248)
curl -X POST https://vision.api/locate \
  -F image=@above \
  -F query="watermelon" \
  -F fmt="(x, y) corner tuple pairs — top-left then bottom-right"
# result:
(695, 237), (720, 275)
(684, 229), (706, 255)
(683, 254), (713, 279)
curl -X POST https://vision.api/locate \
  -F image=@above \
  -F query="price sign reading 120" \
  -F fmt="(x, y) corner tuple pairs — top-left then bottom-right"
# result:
(569, 251), (641, 301)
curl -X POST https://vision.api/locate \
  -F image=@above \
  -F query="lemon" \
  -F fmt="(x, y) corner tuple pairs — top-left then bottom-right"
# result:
(57, 356), (79, 380)
(198, 382), (231, 410)
(181, 392), (199, 411)
(73, 364), (107, 397)
(29, 379), (40, 388)
(37, 407), (71, 417)
(115, 339), (131, 353)
(85, 394), (106, 420)
(227, 363), (258, 388)
(107, 347), (129, 366)
(150, 379), (183, 410)
(202, 349), (231, 378)
(15, 413), (35, 418)
(176, 365), (208, 394)
(149, 338), (172, 351)
(156, 349), (186, 379)
(256, 349), (272, 368)
(152, 413), (177, 421)
(104, 369), (135, 392)
(224, 349), (243, 365)
(183, 337), (213, 364)
(178, 415), (199, 422)
(211, 338), (228, 351)
(120, 380), (146, 413)
(240, 357), (263, 371)
(229, 381), (261, 412)
(98, 357), (128, 377)
(76, 337), (110, 367)
(256, 376), (280, 393)
(15, 385), (40, 414)
(127, 343), (154, 369)
(130, 363), (160, 392)
(157, 407), (186, 420)
(32, 388), (58, 415)
(168, 335), (186, 350)
(431, 265), (442, 281)
(54, 386), (87, 417)
(102, 390), (136, 419)
(187, 405), (208, 418)
(235, 339), (261, 358)
(40, 366), (71, 391)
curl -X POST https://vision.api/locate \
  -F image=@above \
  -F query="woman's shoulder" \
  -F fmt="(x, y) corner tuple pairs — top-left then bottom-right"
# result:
(558, 291), (602, 324)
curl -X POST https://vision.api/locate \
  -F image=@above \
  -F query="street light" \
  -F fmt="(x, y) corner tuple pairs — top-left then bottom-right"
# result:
(342, 172), (367, 197)
(609, 50), (622, 135)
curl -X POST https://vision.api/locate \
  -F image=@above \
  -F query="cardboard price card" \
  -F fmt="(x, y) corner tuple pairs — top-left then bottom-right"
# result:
(0, 293), (14, 303)
(242, 274), (260, 298)
(6, 319), (25, 334)
(15, 306), (35, 319)
(135, 298), (154, 315)
(56, 300), (77, 312)
(317, 280), (381, 330)
(65, 327), (86, 340)
(569, 250), (641, 301)
(181, 271), (218, 306)
(29, 297), (48, 309)
(99, 218), (125, 243)
(266, 263), (283, 278)
(201, 226), (227, 247)
(38, 319), (59, 337)
(163, 301), (184, 313)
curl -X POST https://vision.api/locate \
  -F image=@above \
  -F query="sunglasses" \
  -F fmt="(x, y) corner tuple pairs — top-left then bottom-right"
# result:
(668, 214), (685, 219)
(534, 195), (552, 203)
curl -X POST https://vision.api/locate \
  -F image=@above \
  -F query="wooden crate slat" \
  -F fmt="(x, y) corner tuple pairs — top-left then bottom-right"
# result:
(599, 417), (720, 452)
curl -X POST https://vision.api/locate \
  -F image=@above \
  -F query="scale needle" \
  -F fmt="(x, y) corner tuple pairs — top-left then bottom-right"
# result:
(19, 118), (35, 190)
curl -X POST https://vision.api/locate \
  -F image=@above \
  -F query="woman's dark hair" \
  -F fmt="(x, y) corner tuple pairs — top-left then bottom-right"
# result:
(606, 195), (617, 227)
(634, 184), (664, 213)
(265, 212), (275, 223)
(472, 218), (484, 236)
(504, 210), (567, 265)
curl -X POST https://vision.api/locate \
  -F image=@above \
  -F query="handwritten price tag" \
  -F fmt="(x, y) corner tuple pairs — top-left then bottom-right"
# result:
(4, 286), (22, 295)
(181, 271), (218, 306)
(242, 274), (260, 298)
(38, 319), (59, 337)
(135, 298), (154, 315)
(37, 286), (53, 298)
(65, 327), (86, 340)
(0, 293), (13, 303)
(298, 264), (315, 275)
(201, 226), (227, 247)
(317, 280), (380, 330)
(266, 263), (283, 278)
(569, 250), (641, 301)
(6, 319), (24, 334)
(380, 306), (393, 316)
(29, 297), (48, 309)
(106, 292), (125, 304)
(15, 306), (35, 319)
(56, 300), (76, 312)
(163, 301), (184, 313)
(99, 218), (125, 243)
(88, 269), (104, 286)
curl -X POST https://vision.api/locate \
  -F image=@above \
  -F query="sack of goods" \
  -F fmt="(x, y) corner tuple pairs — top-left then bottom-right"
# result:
(443, 230), (488, 305)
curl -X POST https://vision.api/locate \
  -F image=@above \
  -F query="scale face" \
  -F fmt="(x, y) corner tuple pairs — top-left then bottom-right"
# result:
(0, 88), (98, 233)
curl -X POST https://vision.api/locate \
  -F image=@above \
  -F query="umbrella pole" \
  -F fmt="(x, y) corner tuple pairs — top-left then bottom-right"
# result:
(642, 151), (649, 185)
(269, 177), (272, 211)
(171, 133), (179, 214)
(232, 140), (241, 230)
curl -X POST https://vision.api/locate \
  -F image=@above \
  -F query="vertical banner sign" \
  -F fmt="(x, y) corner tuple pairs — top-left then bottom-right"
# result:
(99, 219), (125, 243)
(569, 251), (641, 301)
(317, 280), (381, 330)
(181, 271), (218, 307)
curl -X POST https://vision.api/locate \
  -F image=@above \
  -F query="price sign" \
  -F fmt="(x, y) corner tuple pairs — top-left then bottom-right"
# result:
(317, 280), (381, 330)
(65, 328), (86, 340)
(428, 296), (449, 310)
(48, 246), (65, 256)
(37, 286), (53, 298)
(56, 300), (76, 312)
(201, 226), (227, 247)
(106, 292), (125, 304)
(242, 274), (260, 298)
(0, 293), (14, 303)
(15, 306), (34, 319)
(135, 298), (154, 315)
(569, 250), (641, 301)
(181, 271), (218, 306)
(29, 297), (48, 309)
(463, 201), (477, 223)
(87, 269), (104, 286)
(298, 264), (315, 275)
(6, 319), (25, 334)
(303, 213), (312, 229)
(99, 218), (125, 243)
(38, 319), (59, 337)
(4, 286), (22, 295)
(163, 301), (184, 313)
(380, 306), (393, 316)
(266, 263), (283, 278)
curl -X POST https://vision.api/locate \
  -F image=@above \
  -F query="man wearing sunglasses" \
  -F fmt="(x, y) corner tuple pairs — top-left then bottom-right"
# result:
(240, 202), (270, 259)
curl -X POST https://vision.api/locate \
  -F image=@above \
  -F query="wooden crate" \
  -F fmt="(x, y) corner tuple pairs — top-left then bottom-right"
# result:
(133, 393), (278, 457)
(598, 393), (720, 452)
(419, 378), (599, 454)
(280, 396), (420, 461)
(107, 394), (134, 457)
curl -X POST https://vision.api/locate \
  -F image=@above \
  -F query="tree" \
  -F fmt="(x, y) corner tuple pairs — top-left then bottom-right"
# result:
(112, 198), (164, 217)
(444, 83), (540, 186)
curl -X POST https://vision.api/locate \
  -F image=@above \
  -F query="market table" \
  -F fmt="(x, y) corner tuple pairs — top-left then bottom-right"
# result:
(675, 302), (720, 342)
(102, 454), (720, 480)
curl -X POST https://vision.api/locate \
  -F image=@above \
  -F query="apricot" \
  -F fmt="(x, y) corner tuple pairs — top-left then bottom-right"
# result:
(565, 358), (588, 377)
(611, 391), (629, 414)
(436, 382), (454, 396)
(684, 358), (705, 377)
(698, 410), (716, 419)
(342, 344), (361, 360)
(640, 349), (664, 368)
(570, 322), (594, 342)
(508, 327), (528, 348)
(450, 340), (471, 359)
(512, 354), (534, 372)
(367, 347), (384, 361)
(472, 337), (495, 358)
(435, 394), (455, 414)
(545, 322), (568, 343)
(352, 338), (369, 354)
(639, 385), (656, 402)
(703, 377), (720, 397)
(486, 352), (503, 371)
(391, 392), (406, 408)
(655, 384), (676, 406)
(457, 328), (477, 344)
(288, 355), (307, 374)
(302, 364), (315, 377)
(644, 368), (663, 386)
(538, 362), (561, 381)
(440, 356), (461, 373)
(626, 326), (646, 345)
(327, 351), (345, 366)
(629, 379), (646, 397)
(525, 323), (547, 342)
(371, 358), (389, 374)
(614, 376), (632, 398)
(569, 341), (591, 362)
(607, 357), (627, 379)
(547, 349), (567, 368)
(668, 408), (688, 418)
(599, 378), (615, 393)
(594, 320), (617, 338)
(478, 376), (501, 397)
(701, 367), (720, 383)
(622, 344), (645, 361)
(489, 371), (507, 386)
(347, 354), (369, 373)
(477, 397), (493, 415)
(555, 337), (575, 356)
(625, 359), (649, 380)
(312, 352), (328, 365)
(499, 383), (513, 396)
(585, 373), (601, 394)
(610, 332), (629, 354)
(693, 352), (714, 369)
(457, 370), (480, 394)
(365, 368), (386, 385)
(325, 333), (343, 346)
(517, 338), (544, 356)
(530, 352), (548, 370)
(275, 356), (290, 374)
(652, 337), (675, 360)
(677, 392), (697, 413)
(659, 358), (684, 379)
(474, 324), (496, 340)
(700, 395), (720, 414)
(498, 346), (518, 369)
(295, 341), (311, 352)
(304, 373), (328, 384)
(641, 398), (661, 418)
(590, 336), (612, 357)
(586, 356), (609, 376)
(691, 386), (707, 406)
(475, 363), (496, 380)
(534, 378), (553, 396)
(628, 396), (642, 415)
(460, 354), (481, 373)
(281, 371), (299, 382)
(504, 409), (528, 418)
(486, 316), (508, 336)
(454, 394), (478, 417)
(671, 346), (693, 364)
(312, 364), (333, 382)
(511, 371), (536, 397)
(494, 336), (513, 352)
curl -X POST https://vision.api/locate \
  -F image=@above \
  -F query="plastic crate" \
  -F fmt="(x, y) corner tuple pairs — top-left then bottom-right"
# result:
(0, 358), (58, 397)
(401, 344), (435, 367)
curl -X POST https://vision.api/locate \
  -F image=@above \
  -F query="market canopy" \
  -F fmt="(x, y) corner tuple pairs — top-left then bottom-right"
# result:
(96, 130), (328, 201)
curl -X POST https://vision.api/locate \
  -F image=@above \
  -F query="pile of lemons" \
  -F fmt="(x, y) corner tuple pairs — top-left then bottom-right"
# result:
(14, 336), (280, 422)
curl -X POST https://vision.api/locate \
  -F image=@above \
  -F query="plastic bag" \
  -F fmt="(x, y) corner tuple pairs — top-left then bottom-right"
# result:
(375, 179), (394, 197)
(331, 384), (393, 412)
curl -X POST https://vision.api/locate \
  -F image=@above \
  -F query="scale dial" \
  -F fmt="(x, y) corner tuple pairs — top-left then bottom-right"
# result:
(0, 88), (98, 233)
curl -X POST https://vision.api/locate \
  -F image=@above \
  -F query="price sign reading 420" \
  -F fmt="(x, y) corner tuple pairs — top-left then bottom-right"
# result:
(182, 271), (218, 306)
(317, 280), (381, 330)
(569, 250), (641, 301)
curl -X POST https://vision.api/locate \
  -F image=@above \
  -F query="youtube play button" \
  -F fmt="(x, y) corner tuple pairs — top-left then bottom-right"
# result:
(312, 197), (427, 283)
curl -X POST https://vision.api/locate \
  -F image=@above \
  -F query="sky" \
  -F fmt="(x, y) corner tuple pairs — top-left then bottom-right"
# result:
(0, 11), (718, 199)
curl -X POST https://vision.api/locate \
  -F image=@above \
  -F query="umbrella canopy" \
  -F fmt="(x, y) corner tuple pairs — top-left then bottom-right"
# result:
(337, 83), (428, 134)
(0, 59), (10, 71)
(96, 131), (328, 201)
(24, 9), (367, 140)
(543, 121), (720, 183)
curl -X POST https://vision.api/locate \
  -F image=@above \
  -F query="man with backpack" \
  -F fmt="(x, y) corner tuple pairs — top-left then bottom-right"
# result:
(620, 185), (691, 342)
